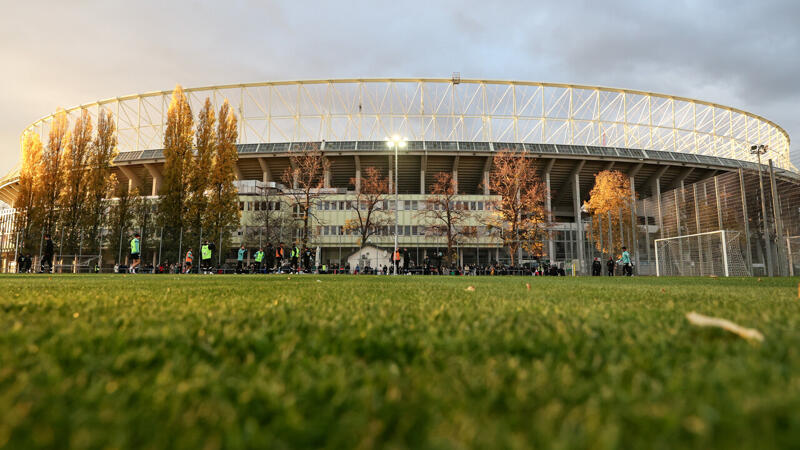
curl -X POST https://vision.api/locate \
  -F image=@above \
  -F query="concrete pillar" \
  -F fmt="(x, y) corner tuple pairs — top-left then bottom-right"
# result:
(257, 158), (272, 183)
(118, 166), (142, 193)
(572, 171), (585, 274)
(629, 175), (639, 269)
(144, 164), (162, 197)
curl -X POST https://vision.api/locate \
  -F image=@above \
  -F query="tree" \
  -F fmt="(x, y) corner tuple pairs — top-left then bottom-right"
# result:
(186, 98), (215, 241)
(59, 109), (93, 253)
(41, 109), (69, 235)
(420, 172), (472, 265)
(106, 181), (143, 264)
(281, 145), (329, 248)
(486, 150), (548, 266)
(86, 110), (118, 248)
(248, 187), (296, 247)
(583, 170), (633, 256)
(344, 166), (390, 248)
(14, 132), (44, 251)
(158, 85), (194, 240)
(205, 100), (240, 254)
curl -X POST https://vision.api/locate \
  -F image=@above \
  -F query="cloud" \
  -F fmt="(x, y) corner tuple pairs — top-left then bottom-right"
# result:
(1, 0), (798, 174)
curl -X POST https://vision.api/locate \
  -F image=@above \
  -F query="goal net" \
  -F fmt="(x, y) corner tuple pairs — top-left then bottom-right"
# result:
(655, 230), (750, 277)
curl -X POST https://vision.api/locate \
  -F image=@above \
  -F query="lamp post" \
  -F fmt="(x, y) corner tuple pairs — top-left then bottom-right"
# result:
(750, 144), (773, 276)
(386, 135), (407, 275)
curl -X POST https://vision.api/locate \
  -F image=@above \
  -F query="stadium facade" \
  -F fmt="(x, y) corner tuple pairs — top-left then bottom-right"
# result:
(1, 78), (799, 275)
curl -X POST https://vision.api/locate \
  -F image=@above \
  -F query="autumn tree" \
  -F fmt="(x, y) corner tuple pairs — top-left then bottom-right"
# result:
(158, 85), (194, 244)
(420, 171), (472, 265)
(186, 98), (214, 241)
(41, 109), (69, 235)
(59, 109), (93, 252)
(583, 170), (633, 256)
(106, 181), (143, 264)
(14, 132), (45, 251)
(85, 110), (118, 247)
(344, 166), (390, 248)
(282, 145), (329, 248)
(204, 100), (240, 253)
(486, 150), (548, 266)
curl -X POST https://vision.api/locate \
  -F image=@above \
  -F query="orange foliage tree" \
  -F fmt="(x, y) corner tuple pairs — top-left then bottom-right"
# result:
(345, 166), (391, 248)
(583, 170), (633, 256)
(14, 132), (45, 251)
(486, 150), (548, 266)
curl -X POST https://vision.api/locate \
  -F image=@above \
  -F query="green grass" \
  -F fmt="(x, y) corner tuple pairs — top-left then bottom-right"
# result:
(1, 275), (799, 449)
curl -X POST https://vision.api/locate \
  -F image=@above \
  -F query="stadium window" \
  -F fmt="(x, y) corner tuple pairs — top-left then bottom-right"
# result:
(470, 201), (476, 210)
(339, 201), (345, 210)
(477, 201), (483, 210)
(238, 202), (244, 211)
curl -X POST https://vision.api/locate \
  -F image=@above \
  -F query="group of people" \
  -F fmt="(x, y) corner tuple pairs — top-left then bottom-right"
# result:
(16, 233), (53, 273)
(236, 242), (317, 274)
(591, 247), (633, 276)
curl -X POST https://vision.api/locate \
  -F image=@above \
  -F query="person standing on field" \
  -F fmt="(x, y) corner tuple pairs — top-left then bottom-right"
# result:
(290, 243), (300, 271)
(619, 246), (632, 276)
(183, 248), (193, 273)
(592, 257), (602, 276)
(265, 242), (274, 272)
(275, 243), (285, 270)
(129, 233), (141, 274)
(254, 247), (264, 273)
(606, 256), (615, 276)
(200, 240), (213, 274)
(237, 245), (247, 274)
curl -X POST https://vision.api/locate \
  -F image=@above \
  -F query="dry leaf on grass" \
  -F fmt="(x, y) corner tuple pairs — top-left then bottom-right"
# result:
(465, 286), (476, 292)
(526, 283), (531, 290)
(686, 311), (764, 342)
(709, 275), (718, 279)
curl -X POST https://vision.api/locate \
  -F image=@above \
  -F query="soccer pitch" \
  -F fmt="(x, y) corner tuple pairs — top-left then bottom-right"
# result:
(1, 275), (799, 449)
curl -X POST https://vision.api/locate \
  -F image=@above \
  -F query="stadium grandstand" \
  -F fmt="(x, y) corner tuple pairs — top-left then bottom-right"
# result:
(1, 78), (799, 275)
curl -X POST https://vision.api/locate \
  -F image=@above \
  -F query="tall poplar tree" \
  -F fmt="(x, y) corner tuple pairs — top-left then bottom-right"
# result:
(205, 100), (240, 253)
(14, 132), (45, 251)
(158, 85), (194, 241)
(41, 109), (69, 235)
(59, 109), (93, 252)
(187, 98), (215, 241)
(86, 110), (118, 247)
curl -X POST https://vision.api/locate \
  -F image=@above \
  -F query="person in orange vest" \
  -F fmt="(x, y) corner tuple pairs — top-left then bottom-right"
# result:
(393, 248), (401, 274)
(183, 248), (193, 274)
(275, 243), (285, 270)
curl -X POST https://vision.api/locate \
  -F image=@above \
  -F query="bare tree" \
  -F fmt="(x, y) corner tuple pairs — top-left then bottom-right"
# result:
(420, 172), (472, 265)
(281, 145), (329, 248)
(249, 187), (296, 246)
(344, 166), (391, 248)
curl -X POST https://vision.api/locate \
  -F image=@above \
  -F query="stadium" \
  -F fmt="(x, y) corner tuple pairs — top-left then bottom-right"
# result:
(1, 78), (799, 275)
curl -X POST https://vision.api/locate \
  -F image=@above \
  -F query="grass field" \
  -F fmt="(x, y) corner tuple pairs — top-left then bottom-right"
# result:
(1, 274), (799, 449)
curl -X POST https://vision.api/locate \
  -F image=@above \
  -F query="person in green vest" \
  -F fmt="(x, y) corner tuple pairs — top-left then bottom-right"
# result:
(321, 263), (327, 274)
(290, 244), (300, 271)
(201, 240), (214, 274)
(237, 245), (247, 274)
(254, 247), (264, 273)
(129, 233), (141, 273)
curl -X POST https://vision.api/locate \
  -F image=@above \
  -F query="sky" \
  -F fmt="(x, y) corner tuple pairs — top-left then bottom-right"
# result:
(1, 0), (799, 176)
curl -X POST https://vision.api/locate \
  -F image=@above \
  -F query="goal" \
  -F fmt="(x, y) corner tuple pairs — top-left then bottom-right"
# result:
(655, 230), (749, 277)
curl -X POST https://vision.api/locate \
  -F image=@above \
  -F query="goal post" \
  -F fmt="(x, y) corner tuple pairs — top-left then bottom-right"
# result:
(655, 230), (750, 277)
